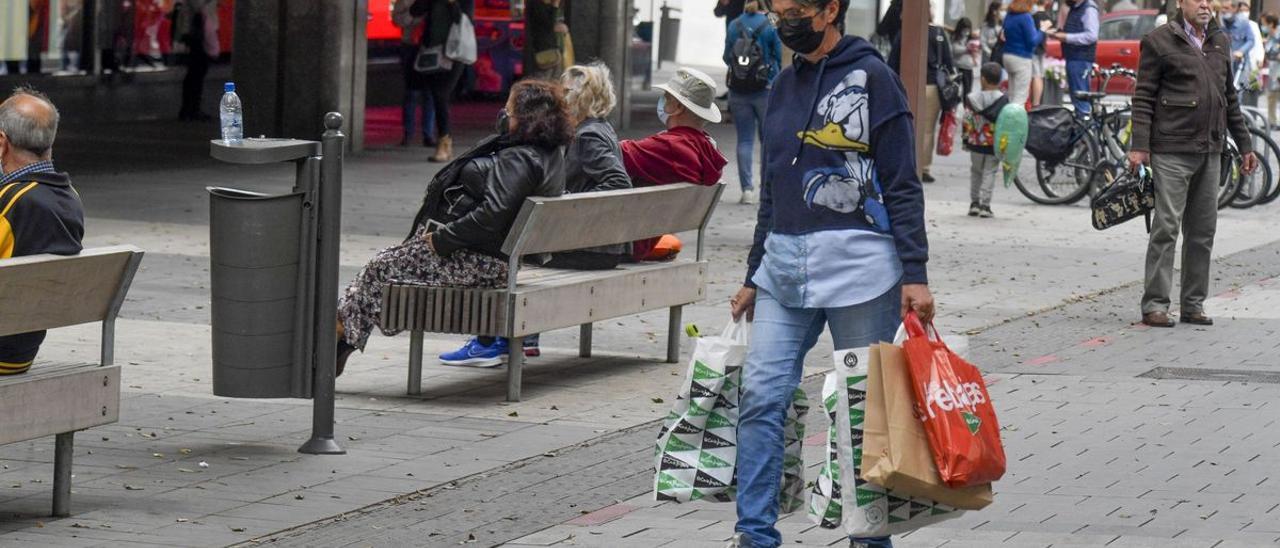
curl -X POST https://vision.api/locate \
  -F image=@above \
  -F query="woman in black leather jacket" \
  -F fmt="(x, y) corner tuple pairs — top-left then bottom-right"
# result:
(439, 63), (633, 367)
(335, 80), (574, 374)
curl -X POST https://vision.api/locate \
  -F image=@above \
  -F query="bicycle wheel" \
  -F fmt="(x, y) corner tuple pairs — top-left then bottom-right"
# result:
(1219, 149), (1241, 210)
(1256, 128), (1280, 206)
(1230, 152), (1270, 209)
(1015, 129), (1097, 205)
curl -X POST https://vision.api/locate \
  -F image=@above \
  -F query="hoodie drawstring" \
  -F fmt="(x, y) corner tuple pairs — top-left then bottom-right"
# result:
(792, 56), (830, 166)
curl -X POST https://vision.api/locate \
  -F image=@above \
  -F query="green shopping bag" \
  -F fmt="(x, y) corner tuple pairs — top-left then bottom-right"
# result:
(654, 320), (808, 511)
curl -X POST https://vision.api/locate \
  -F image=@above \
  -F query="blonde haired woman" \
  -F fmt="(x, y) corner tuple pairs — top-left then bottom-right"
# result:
(439, 63), (632, 366)
(553, 62), (633, 267)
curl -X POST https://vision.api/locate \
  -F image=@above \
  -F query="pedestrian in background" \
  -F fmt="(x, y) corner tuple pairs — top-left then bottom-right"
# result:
(951, 17), (979, 99)
(1047, 0), (1099, 116)
(1002, 0), (1050, 106)
(392, 0), (437, 148)
(176, 0), (219, 122)
(1128, 0), (1257, 329)
(981, 1), (1004, 63)
(730, 1), (934, 546)
(1030, 0), (1056, 106)
(409, 0), (475, 163)
(1262, 12), (1280, 126)
(888, 12), (954, 183)
(723, 0), (782, 205)
(963, 63), (1008, 218)
(1221, 1), (1255, 101)
(525, 0), (566, 80)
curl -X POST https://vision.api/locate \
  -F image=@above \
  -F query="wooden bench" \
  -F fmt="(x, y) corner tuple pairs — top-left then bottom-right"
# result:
(380, 183), (724, 402)
(0, 245), (144, 517)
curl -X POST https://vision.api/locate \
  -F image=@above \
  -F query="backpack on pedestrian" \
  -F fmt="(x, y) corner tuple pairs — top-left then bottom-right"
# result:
(727, 19), (772, 93)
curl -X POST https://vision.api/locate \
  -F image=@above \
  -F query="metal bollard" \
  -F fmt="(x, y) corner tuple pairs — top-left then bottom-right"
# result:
(299, 113), (347, 456)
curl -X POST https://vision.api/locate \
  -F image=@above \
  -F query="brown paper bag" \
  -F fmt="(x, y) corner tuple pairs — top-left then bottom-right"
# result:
(862, 342), (994, 510)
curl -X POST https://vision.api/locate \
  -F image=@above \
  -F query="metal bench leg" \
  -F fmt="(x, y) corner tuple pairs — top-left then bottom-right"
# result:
(667, 305), (683, 364)
(507, 336), (524, 402)
(579, 323), (593, 358)
(408, 331), (424, 396)
(53, 431), (73, 517)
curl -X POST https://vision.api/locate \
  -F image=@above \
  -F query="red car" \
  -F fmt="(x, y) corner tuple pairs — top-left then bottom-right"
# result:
(1045, 9), (1160, 95)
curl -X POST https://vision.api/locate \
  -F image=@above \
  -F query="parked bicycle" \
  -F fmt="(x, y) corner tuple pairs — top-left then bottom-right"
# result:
(1013, 65), (1135, 205)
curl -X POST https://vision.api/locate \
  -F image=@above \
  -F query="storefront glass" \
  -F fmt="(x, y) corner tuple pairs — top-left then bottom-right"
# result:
(0, 0), (235, 76)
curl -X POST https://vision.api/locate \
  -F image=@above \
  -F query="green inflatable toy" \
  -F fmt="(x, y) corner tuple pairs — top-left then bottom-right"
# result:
(993, 103), (1028, 187)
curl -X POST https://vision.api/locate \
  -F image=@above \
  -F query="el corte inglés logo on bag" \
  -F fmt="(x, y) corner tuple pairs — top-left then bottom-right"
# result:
(921, 380), (986, 424)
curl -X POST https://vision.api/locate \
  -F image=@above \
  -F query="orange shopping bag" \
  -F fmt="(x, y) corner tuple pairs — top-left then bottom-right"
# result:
(901, 313), (1006, 488)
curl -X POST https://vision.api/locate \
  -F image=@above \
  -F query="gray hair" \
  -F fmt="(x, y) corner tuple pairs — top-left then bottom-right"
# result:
(0, 86), (60, 157)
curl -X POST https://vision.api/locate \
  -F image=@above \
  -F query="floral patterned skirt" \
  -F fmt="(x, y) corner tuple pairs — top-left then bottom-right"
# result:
(338, 227), (508, 350)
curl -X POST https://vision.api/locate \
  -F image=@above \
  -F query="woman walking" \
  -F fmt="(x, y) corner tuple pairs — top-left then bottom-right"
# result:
(392, 0), (437, 147)
(334, 80), (573, 375)
(723, 0), (783, 204)
(1002, 0), (1048, 106)
(729, 0), (934, 546)
(408, 0), (475, 162)
(951, 17), (978, 99)
(980, 1), (1004, 63)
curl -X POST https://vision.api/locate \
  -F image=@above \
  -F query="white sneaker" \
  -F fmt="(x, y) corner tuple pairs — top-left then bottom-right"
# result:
(725, 533), (745, 547)
(740, 189), (759, 204)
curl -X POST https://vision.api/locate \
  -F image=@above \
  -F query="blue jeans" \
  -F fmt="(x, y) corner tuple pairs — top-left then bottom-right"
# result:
(734, 285), (901, 548)
(1065, 59), (1092, 117)
(403, 88), (438, 141)
(729, 89), (768, 192)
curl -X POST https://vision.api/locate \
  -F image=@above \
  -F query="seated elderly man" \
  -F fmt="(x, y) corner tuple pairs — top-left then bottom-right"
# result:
(621, 67), (727, 261)
(0, 87), (85, 376)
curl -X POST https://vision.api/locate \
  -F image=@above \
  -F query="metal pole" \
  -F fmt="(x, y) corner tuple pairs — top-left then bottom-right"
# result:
(52, 432), (73, 517)
(299, 112), (346, 455)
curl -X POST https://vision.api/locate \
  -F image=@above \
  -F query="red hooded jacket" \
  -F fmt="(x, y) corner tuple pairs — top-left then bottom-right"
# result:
(621, 126), (727, 260)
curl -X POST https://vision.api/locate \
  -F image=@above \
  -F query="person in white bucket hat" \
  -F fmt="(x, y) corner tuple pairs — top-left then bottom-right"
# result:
(620, 66), (728, 261)
(653, 66), (724, 124)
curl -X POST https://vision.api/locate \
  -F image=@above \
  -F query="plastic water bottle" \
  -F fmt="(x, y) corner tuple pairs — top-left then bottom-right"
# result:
(219, 82), (243, 144)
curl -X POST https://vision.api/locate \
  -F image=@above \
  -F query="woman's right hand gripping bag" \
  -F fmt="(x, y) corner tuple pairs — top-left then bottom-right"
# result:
(902, 313), (1007, 488)
(808, 345), (969, 538)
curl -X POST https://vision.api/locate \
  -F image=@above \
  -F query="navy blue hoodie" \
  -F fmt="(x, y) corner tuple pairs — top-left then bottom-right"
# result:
(746, 36), (929, 286)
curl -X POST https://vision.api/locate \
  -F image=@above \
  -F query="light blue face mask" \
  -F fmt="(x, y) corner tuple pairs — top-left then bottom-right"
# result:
(657, 95), (671, 127)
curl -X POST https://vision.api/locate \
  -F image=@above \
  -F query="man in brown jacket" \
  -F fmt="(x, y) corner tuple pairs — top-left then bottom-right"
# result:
(1127, 0), (1256, 328)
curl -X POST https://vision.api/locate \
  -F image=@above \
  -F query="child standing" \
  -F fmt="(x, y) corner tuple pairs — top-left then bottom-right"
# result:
(963, 62), (1009, 218)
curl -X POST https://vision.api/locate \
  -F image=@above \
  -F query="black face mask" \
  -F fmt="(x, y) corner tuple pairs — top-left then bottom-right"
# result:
(495, 109), (510, 135)
(778, 14), (827, 55)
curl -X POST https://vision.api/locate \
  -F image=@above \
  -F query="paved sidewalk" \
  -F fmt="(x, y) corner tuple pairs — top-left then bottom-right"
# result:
(2, 100), (1280, 548)
(500, 241), (1280, 548)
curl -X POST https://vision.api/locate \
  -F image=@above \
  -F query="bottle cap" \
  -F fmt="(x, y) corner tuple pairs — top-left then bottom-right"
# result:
(224, 82), (235, 92)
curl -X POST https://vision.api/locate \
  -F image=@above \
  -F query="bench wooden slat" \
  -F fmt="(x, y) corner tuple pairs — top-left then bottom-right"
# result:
(0, 246), (144, 337)
(500, 184), (720, 256)
(509, 261), (707, 337)
(0, 365), (121, 446)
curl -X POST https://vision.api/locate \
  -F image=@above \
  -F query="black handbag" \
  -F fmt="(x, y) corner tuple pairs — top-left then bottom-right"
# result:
(937, 67), (964, 111)
(1091, 166), (1155, 231)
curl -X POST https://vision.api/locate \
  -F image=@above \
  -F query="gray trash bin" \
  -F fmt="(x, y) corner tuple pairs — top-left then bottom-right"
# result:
(208, 187), (313, 398)
(207, 137), (322, 399)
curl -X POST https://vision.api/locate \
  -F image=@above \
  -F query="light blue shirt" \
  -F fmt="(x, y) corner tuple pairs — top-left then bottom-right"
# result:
(751, 229), (903, 309)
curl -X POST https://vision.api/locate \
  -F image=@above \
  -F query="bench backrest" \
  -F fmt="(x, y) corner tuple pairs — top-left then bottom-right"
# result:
(0, 246), (145, 341)
(500, 183), (724, 259)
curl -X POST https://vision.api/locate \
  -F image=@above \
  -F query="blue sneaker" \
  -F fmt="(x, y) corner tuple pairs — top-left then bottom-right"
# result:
(439, 338), (507, 368)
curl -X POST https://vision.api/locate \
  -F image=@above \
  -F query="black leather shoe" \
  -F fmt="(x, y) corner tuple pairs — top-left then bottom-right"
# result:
(336, 341), (356, 378)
